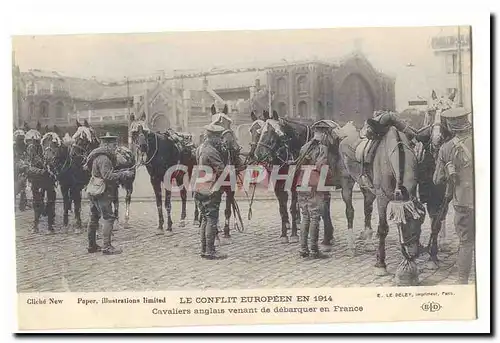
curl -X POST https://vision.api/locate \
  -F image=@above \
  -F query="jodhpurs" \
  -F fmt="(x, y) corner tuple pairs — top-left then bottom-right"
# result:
(195, 191), (222, 254)
(298, 191), (325, 253)
(454, 205), (475, 284)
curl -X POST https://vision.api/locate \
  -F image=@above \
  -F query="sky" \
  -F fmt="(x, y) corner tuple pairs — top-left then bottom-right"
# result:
(12, 26), (469, 110)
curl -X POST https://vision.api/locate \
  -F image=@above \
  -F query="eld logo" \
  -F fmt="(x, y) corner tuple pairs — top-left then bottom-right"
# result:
(421, 301), (442, 312)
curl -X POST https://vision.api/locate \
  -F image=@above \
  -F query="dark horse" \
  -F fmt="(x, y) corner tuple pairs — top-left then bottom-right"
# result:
(53, 120), (99, 233)
(411, 90), (457, 268)
(24, 126), (58, 234)
(14, 124), (28, 211)
(252, 110), (313, 243)
(129, 113), (196, 234)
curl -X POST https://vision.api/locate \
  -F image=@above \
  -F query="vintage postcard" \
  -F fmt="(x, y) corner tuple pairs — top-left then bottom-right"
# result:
(11, 23), (483, 332)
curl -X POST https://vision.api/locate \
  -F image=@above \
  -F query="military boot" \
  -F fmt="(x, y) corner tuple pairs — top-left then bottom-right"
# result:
(309, 212), (329, 259)
(102, 219), (122, 255)
(205, 217), (227, 260)
(199, 217), (208, 258)
(87, 222), (102, 253)
(299, 211), (310, 258)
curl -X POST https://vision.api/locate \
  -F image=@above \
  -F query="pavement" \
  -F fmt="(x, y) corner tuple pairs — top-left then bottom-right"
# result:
(15, 191), (473, 293)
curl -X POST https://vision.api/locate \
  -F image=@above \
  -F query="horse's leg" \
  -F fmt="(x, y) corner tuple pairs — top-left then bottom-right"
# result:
(296, 197), (301, 224)
(60, 184), (70, 233)
(360, 187), (376, 250)
(223, 189), (232, 241)
(275, 184), (290, 244)
(31, 186), (42, 233)
(321, 192), (334, 249)
(193, 200), (200, 225)
(223, 189), (232, 238)
(341, 177), (356, 255)
(151, 176), (164, 234)
(179, 182), (187, 228)
(19, 178), (27, 211)
(164, 188), (173, 233)
(45, 186), (56, 234)
(289, 189), (299, 243)
(112, 185), (119, 228)
(40, 188), (47, 217)
(374, 195), (390, 276)
(72, 187), (83, 234)
(124, 182), (133, 229)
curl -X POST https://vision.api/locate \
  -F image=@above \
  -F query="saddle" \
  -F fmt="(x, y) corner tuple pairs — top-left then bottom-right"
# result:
(163, 129), (195, 155)
(115, 146), (136, 169)
(354, 138), (381, 166)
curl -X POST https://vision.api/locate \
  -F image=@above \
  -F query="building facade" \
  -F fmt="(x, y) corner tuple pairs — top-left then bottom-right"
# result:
(266, 54), (395, 128)
(13, 53), (395, 149)
(430, 26), (472, 110)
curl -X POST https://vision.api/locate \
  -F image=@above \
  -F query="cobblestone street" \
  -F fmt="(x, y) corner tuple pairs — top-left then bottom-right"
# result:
(15, 189), (471, 293)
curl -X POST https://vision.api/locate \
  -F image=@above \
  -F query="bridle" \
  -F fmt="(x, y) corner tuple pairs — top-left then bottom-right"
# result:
(134, 130), (159, 166)
(254, 130), (291, 169)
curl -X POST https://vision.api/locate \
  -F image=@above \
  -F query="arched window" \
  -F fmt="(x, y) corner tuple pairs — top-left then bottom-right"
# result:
(298, 101), (308, 118)
(278, 102), (287, 117)
(55, 102), (64, 119)
(297, 75), (308, 93)
(277, 77), (287, 95)
(39, 101), (49, 118)
(28, 102), (35, 119)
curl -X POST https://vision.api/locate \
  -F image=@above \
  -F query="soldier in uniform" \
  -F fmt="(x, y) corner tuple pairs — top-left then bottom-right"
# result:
(194, 123), (228, 260)
(84, 133), (134, 255)
(211, 109), (244, 170)
(19, 129), (57, 233)
(433, 108), (474, 284)
(296, 120), (336, 259)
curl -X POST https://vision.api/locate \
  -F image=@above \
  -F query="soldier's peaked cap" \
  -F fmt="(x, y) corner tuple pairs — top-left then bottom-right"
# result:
(441, 107), (472, 132)
(311, 120), (340, 130)
(204, 123), (225, 134)
(100, 132), (119, 141)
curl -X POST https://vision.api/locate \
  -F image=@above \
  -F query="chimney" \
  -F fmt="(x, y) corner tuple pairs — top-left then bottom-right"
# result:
(202, 76), (208, 91)
(255, 78), (261, 89)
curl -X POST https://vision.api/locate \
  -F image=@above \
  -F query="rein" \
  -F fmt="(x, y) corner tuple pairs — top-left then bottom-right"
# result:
(140, 132), (159, 167)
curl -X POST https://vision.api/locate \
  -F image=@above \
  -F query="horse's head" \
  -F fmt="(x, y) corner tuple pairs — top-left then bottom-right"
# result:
(427, 90), (457, 154)
(248, 110), (267, 156)
(429, 89), (457, 115)
(253, 110), (287, 163)
(335, 120), (358, 140)
(13, 128), (26, 145)
(24, 129), (43, 165)
(41, 131), (63, 166)
(129, 112), (149, 153)
(71, 120), (99, 159)
(210, 103), (232, 129)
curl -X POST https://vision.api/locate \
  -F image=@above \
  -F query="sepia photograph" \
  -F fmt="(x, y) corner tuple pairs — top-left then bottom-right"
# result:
(7, 7), (490, 331)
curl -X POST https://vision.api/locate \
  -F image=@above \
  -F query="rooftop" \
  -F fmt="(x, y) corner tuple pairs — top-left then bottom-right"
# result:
(18, 53), (393, 101)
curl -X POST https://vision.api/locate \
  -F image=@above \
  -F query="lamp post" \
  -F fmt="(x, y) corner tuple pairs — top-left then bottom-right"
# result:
(457, 26), (464, 107)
